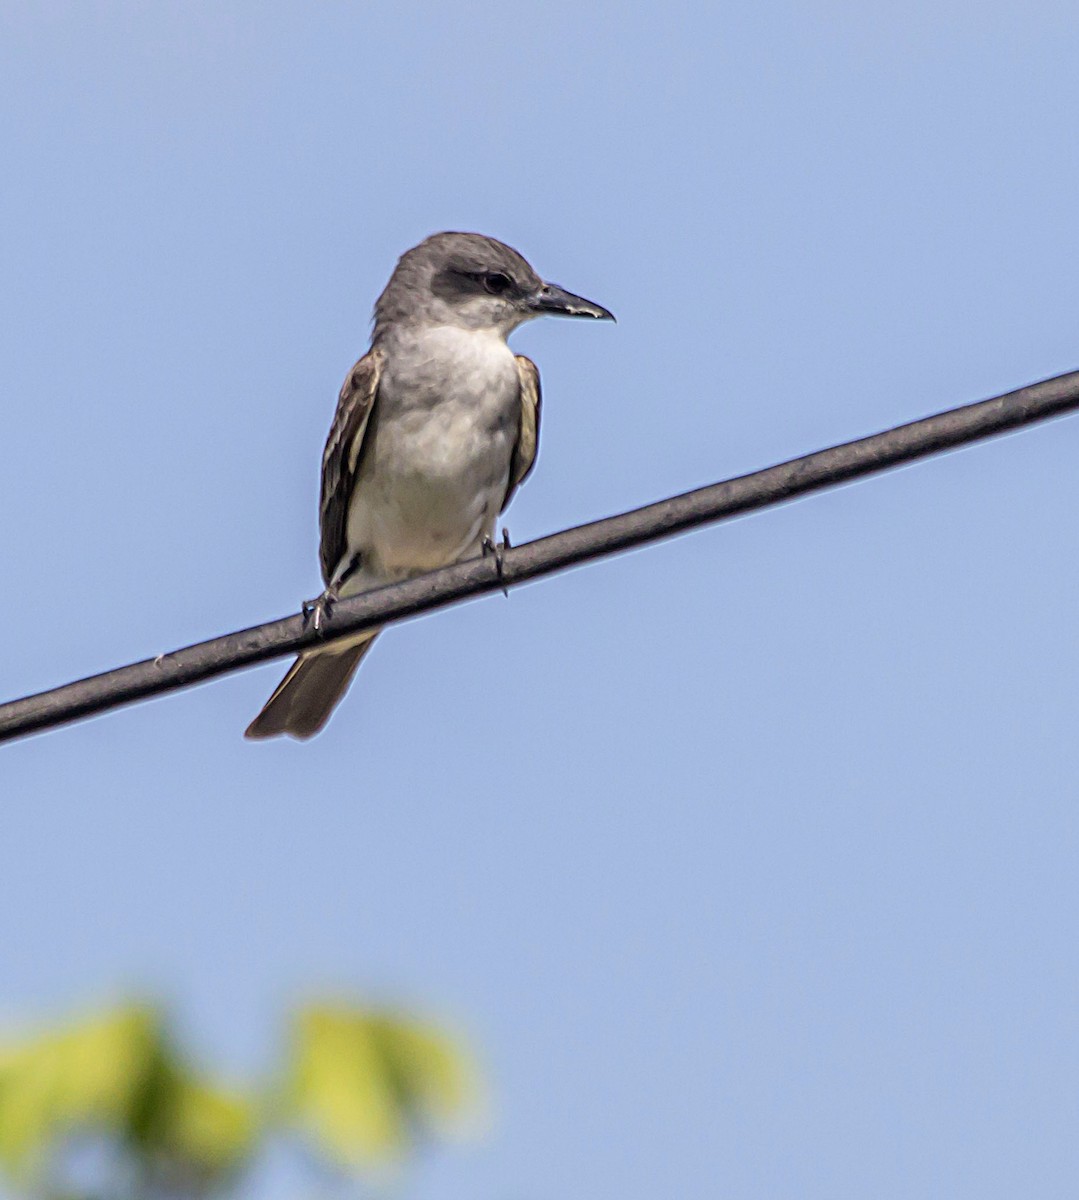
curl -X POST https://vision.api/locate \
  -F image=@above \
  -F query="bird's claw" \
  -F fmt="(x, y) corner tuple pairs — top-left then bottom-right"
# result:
(482, 528), (512, 597)
(302, 589), (337, 636)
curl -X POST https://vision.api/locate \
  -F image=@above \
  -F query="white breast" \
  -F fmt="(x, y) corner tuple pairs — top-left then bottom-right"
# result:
(345, 325), (521, 580)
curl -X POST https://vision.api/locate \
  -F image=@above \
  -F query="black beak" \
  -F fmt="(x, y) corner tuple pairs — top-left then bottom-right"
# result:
(530, 282), (615, 321)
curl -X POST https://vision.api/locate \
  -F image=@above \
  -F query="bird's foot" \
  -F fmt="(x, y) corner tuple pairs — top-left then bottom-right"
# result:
(481, 528), (512, 597)
(302, 586), (339, 636)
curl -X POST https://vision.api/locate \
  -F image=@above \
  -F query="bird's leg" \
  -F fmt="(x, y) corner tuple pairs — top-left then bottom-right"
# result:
(481, 528), (512, 597)
(302, 555), (363, 636)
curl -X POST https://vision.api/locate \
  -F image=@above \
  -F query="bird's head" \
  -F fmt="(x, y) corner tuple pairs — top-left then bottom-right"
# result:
(374, 231), (614, 337)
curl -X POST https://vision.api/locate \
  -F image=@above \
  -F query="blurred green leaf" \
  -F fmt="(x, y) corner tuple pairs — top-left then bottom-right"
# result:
(286, 1004), (481, 1170)
(162, 1074), (257, 1174)
(0, 1005), (158, 1178)
(0, 1004), (258, 1189)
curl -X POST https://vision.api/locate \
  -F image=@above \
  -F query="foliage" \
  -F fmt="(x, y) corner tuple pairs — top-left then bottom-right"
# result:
(286, 1004), (480, 1168)
(0, 1000), (480, 1199)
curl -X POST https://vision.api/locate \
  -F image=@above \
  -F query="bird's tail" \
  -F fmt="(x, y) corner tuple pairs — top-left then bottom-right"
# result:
(244, 634), (377, 740)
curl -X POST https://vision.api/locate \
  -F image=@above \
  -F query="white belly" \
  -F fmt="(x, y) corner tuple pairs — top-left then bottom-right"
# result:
(345, 326), (519, 580)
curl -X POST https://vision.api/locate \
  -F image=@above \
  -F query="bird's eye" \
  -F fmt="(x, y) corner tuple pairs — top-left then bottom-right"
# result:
(483, 272), (512, 295)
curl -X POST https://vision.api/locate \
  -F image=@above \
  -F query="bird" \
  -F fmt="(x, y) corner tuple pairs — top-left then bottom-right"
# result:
(245, 231), (614, 740)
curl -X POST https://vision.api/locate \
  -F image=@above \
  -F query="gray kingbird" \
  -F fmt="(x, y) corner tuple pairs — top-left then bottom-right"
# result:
(245, 232), (613, 740)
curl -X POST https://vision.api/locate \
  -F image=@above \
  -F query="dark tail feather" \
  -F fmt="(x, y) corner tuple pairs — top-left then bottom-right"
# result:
(244, 635), (377, 740)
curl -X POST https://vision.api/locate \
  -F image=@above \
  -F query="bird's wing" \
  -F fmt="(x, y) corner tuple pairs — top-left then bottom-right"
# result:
(502, 354), (542, 514)
(319, 347), (383, 584)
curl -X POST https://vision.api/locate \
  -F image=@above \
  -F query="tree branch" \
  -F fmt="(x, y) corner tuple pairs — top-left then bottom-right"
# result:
(4, 368), (1079, 744)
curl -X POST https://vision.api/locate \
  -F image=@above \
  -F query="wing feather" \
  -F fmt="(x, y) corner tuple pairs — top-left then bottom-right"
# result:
(319, 347), (383, 583)
(502, 354), (542, 514)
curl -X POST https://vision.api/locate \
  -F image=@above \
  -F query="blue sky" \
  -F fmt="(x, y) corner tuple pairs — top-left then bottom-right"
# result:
(3, 3), (1079, 1196)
